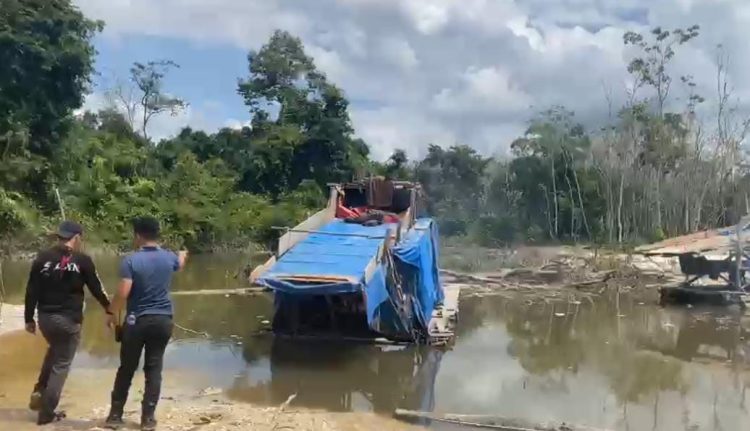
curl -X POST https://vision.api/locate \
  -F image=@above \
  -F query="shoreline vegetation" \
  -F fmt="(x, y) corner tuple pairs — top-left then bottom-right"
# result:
(2, 2), (748, 261)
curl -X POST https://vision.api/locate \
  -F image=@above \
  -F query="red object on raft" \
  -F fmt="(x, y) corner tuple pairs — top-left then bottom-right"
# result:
(335, 203), (400, 224)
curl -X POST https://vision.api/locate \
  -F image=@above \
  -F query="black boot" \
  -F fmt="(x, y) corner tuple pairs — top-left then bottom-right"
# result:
(104, 401), (125, 429)
(140, 412), (157, 431)
(28, 388), (42, 412)
(37, 410), (66, 425)
(141, 400), (157, 431)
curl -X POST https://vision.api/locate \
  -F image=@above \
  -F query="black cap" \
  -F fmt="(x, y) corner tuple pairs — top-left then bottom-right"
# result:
(57, 221), (83, 239)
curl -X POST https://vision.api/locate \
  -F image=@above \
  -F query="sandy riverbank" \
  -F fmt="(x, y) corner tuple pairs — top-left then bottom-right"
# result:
(0, 305), (419, 431)
(0, 304), (25, 335)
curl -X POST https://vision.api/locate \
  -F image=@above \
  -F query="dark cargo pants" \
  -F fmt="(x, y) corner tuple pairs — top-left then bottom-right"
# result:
(34, 313), (81, 417)
(111, 314), (173, 415)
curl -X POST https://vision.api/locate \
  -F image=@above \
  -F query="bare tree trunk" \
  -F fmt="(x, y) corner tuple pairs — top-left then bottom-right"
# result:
(565, 171), (577, 241)
(541, 184), (553, 239)
(571, 159), (592, 240)
(551, 155), (559, 239)
(617, 170), (625, 243)
(655, 167), (662, 233)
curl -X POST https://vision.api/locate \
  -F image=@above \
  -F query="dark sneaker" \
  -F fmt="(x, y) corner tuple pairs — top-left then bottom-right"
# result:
(37, 410), (66, 425)
(28, 391), (42, 411)
(141, 414), (157, 431)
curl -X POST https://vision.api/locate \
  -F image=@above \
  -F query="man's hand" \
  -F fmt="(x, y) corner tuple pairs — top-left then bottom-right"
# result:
(177, 250), (188, 271)
(25, 321), (36, 335)
(105, 313), (116, 330)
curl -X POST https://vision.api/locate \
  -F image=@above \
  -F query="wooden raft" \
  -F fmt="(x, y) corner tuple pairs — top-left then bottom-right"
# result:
(428, 283), (460, 346)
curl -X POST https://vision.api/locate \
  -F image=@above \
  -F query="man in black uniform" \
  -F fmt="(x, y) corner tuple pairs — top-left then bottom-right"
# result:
(24, 221), (112, 425)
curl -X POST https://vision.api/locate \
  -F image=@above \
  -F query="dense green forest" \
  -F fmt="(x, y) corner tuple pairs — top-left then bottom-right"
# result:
(1, 1), (748, 253)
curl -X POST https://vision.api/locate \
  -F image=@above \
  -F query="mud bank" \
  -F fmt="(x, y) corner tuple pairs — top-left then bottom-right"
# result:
(0, 304), (416, 431)
(0, 304), (24, 335)
(0, 366), (418, 431)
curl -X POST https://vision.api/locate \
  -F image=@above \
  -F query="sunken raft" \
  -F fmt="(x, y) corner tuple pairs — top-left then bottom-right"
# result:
(636, 220), (750, 308)
(249, 180), (455, 345)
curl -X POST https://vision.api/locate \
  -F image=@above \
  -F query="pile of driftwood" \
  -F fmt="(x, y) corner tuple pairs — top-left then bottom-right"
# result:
(394, 409), (612, 431)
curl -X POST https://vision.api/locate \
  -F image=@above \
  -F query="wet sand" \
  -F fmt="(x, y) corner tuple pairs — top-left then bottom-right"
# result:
(0, 304), (24, 334)
(0, 329), (417, 430)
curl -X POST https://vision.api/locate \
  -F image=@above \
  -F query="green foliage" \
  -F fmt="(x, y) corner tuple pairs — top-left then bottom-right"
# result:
(237, 30), (368, 194)
(416, 144), (490, 236)
(0, 0), (101, 205)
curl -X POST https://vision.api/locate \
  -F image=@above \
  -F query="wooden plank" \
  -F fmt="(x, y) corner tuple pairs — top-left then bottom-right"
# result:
(428, 283), (461, 346)
(277, 207), (334, 257)
(393, 409), (612, 431)
(274, 333), (410, 346)
(248, 255), (276, 284)
(172, 287), (268, 296)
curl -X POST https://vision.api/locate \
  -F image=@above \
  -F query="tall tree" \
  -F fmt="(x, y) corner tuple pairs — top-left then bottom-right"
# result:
(128, 60), (187, 141)
(237, 30), (368, 194)
(623, 25), (700, 235)
(416, 144), (489, 235)
(623, 25), (700, 118)
(0, 0), (101, 200)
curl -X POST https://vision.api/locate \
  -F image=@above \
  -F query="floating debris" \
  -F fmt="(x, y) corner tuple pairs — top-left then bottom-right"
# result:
(199, 387), (223, 397)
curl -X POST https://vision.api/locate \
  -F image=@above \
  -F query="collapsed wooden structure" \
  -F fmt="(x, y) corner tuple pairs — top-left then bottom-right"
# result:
(635, 217), (750, 307)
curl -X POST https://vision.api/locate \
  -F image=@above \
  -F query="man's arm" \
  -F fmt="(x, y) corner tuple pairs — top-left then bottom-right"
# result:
(106, 257), (134, 327)
(82, 256), (111, 312)
(108, 278), (133, 320)
(24, 258), (41, 333)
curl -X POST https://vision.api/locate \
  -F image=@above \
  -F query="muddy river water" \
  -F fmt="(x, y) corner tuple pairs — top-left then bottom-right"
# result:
(1, 253), (750, 430)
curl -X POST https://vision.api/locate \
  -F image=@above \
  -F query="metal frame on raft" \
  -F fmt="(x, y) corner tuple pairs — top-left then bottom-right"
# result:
(249, 180), (458, 346)
(636, 215), (750, 308)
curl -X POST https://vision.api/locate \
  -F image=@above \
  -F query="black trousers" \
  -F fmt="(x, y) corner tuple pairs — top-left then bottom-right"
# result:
(35, 313), (81, 417)
(111, 314), (173, 414)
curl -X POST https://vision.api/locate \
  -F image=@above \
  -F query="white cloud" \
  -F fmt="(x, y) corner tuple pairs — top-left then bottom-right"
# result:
(378, 37), (419, 71)
(74, 0), (750, 159)
(351, 107), (456, 160)
(432, 66), (532, 116)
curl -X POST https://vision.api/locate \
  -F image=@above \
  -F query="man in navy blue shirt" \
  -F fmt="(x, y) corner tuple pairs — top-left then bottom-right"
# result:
(104, 217), (187, 430)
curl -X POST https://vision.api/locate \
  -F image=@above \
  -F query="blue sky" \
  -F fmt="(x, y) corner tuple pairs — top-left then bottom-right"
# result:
(76, 0), (750, 160)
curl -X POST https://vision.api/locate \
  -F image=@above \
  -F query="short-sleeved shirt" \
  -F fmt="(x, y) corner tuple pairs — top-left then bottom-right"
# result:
(119, 246), (179, 317)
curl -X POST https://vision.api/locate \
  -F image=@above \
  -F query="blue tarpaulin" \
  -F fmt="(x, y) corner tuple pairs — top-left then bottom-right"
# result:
(257, 217), (443, 340)
(393, 218), (443, 328)
(258, 220), (396, 295)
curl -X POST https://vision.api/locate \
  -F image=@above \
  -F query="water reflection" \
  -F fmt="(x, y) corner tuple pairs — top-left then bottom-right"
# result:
(229, 339), (443, 414)
(641, 309), (750, 366)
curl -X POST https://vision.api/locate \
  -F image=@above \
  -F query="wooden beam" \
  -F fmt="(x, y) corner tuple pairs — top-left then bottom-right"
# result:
(393, 410), (613, 431)
(172, 287), (268, 296)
